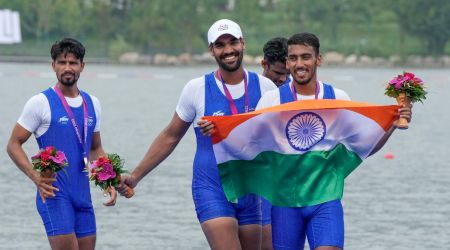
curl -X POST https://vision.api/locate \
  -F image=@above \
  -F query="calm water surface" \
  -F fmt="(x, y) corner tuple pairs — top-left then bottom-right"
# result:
(1, 62), (449, 249)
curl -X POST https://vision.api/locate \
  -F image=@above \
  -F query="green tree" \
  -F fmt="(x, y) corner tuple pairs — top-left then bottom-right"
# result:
(392, 0), (450, 56)
(127, 0), (222, 54)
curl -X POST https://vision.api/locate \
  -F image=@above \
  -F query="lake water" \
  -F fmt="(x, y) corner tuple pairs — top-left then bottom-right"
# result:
(1, 62), (449, 250)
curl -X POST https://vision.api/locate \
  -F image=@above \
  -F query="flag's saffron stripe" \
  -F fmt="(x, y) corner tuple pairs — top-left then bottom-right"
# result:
(212, 109), (388, 164)
(204, 100), (399, 144)
(218, 143), (362, 207)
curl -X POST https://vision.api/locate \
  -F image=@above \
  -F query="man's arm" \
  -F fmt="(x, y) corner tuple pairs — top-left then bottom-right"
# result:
(6, 124), (58, 202)
(90, 132), (105, 160)
(369, 105), (412, 156)
(120, 112), (191, 192)
(369, 126), (396, 156)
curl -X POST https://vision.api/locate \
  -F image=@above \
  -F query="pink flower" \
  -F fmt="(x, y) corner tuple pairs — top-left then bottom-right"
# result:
(389, 72), (418, 89)
(97, 163), (116, 181)
(45, 146), (56, 154)
(389, 75), (402, 85)
(92, 156), (110, 168)
(389, 75), (405, 89)
(50, 151), (67, 166)
(40, 150), (52, 161)
(403, 72), (415, 81)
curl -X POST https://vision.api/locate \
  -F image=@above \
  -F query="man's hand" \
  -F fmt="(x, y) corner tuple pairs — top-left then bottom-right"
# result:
(117, 175), (136, 198)
(393, 104), (413, 128)
(32, 172), (58, 203)
(197, 119), (215, 136)
(103, 186), (117, 206)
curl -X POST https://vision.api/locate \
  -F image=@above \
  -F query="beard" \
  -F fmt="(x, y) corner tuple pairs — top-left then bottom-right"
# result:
(294, 75), (313, 85)
(292, 66), (317, 85)
(214, 52), (244, 72)
(58, 72), (78, 86)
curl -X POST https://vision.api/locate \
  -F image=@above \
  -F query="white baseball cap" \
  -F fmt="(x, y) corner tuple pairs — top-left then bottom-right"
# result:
(207, 19), (243, 45)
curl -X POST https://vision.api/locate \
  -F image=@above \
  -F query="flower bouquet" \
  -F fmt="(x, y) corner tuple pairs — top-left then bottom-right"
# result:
(31, 146), (68, 179)
(385, 71), (427, 129)
(88, 153), (134, 199)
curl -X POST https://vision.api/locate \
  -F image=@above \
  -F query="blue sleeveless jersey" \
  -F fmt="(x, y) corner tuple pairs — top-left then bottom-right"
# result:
(262, 81), (337, 225)
(279, 81), (336, 103)
(272, 81), (344, 249)
(193, 72), (261, 189)
(35, 88), (97, 237)
(191, 72), (263, 224)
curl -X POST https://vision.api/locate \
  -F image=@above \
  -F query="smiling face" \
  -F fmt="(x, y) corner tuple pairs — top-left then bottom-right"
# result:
(286, 44), (321, 86)
(209, 34), (245, 73)
(52, 53), (84, 86)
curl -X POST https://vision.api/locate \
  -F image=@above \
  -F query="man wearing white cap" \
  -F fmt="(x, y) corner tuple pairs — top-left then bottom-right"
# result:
(118, 19), (275, 249)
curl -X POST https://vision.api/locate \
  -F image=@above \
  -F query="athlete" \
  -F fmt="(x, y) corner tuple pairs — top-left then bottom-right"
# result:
(261, 37), (290, 87)
(260, 36), (291, 250)
(256, 33), (412, 250)
(118, 19), (276, 249)
(6, 38), (116, 250)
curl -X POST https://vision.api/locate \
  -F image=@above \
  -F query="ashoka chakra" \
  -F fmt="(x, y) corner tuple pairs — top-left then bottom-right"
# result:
(285, 112), (326, 151)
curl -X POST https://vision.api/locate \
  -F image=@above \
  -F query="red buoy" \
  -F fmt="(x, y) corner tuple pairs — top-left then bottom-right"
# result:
(384, 153), (394, 159)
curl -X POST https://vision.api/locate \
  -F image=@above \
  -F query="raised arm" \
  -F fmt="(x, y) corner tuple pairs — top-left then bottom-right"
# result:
(369, 104), (412, 156)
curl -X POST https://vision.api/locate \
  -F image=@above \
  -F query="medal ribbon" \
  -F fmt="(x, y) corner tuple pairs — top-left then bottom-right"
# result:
(217, 70), (249, 115)
(291, 80), (320, 100)
(54, 85), (89, 167)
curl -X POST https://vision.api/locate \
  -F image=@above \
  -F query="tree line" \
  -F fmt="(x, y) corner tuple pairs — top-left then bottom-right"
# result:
(1, 0), (449, 59)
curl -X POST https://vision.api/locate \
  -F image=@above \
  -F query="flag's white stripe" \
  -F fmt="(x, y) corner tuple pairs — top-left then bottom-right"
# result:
(214, 109), (385, 164)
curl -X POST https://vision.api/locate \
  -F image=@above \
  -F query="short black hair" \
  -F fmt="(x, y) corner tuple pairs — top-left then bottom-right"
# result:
(263, 37), (288, 65)
(50, 38), (85, 62)
(287, 33), (320, 55)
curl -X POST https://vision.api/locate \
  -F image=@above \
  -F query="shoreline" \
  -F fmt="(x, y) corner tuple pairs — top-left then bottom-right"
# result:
(1, 53), (450, 68)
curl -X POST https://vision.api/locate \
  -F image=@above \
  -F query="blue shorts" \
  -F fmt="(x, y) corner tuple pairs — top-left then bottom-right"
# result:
(192, 184), (262, 225)
(272, 199), (344, 250)
(36, 190), (96, 237)
(261, 197), (272, 226)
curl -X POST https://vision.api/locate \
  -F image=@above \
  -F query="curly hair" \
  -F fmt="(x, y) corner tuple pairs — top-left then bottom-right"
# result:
(287, 33), (320, 56)
(50, 38), (85, 62)
(263, 37), (288, 65)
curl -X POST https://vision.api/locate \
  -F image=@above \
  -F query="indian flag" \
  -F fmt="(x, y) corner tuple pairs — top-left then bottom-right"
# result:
(204, 100), (398, 207)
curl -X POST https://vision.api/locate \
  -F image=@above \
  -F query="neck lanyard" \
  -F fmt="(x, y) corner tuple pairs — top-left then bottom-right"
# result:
(217, 70), (249, 115)
(291, 80), (320, 101)
(54, 85), (89, 167)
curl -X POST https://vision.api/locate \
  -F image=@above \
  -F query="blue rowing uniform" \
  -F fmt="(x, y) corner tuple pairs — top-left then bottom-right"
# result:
(272, 81), (344, 250)
(192, 72), (262, 225)
(35, 88), (96, 237)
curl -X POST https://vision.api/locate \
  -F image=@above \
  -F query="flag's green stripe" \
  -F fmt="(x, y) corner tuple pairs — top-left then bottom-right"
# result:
(218, 143), (362, 207)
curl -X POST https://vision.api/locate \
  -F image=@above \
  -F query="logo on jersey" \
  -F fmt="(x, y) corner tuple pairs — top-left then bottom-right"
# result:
(58, 116), (94, 126)
(88, 116), (95, 126)
(212, 110), (225, 116)
(58, 116), (69, 124)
